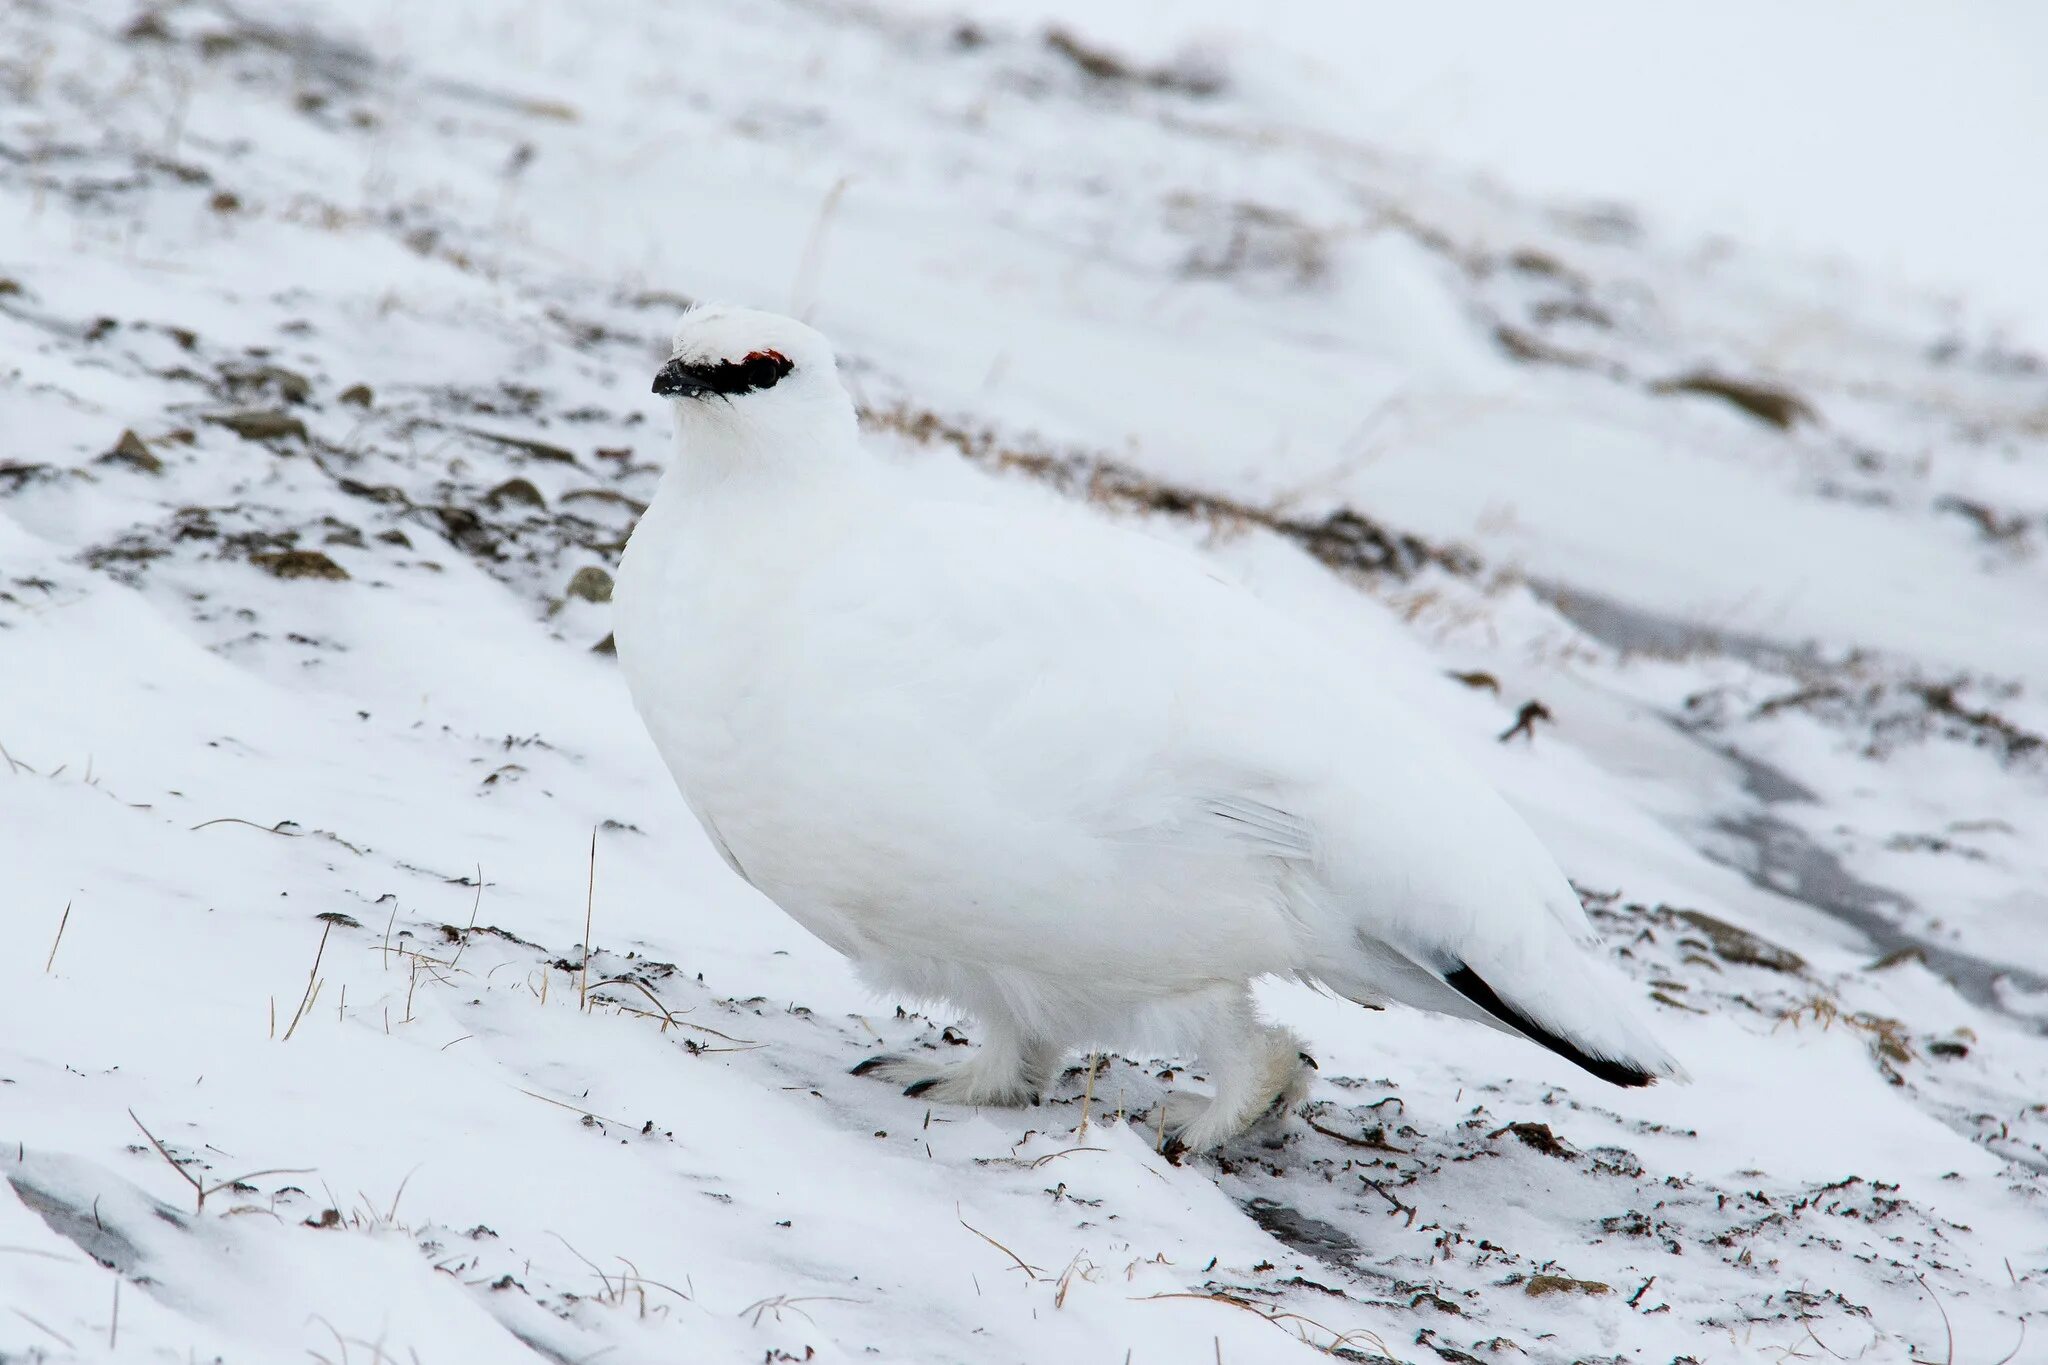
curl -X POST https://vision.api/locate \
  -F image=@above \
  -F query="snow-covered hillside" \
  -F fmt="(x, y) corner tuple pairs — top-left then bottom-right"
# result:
(3, 2), (2044, 1361)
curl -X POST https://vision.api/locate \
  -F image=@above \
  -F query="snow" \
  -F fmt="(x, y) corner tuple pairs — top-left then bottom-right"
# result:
(2, 1), (2044, 1362)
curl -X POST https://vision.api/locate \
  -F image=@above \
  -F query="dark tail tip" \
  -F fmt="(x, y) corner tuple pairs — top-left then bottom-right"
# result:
(1445, 965), (1657, 1088)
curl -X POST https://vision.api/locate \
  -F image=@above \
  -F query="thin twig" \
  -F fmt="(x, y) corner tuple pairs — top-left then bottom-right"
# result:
(1359, 1175), (1418, 1227)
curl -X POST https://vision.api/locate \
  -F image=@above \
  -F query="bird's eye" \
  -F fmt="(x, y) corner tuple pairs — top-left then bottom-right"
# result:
(740, 350), (793, 390)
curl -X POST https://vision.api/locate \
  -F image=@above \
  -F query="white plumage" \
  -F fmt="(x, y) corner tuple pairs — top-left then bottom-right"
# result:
(615, 305), (1683, 1150)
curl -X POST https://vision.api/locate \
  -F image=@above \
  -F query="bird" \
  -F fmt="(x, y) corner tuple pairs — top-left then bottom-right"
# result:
(614, 304), (1685, 1152)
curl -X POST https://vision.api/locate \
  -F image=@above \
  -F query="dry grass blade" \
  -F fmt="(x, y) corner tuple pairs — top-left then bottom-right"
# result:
(446, 864), (484, 970)
(44, 900), (71, 973)
(580, 828), (596, 1011)
(128, 1109), (312, 1213)
(128, 1108), (202, 1208)
(10, 1307), (74, 1349)
(1134, 1292), (1389, 1359)
(958, 1209), (1044, 1279)
(281, 921), (334, 1042)
(1302, 1111), (1410, 1153)
(189, 816), (300, 837)
(589, 975), (759, 1045)
(514, 1086), (640, 1132)
(1909, 1274), (1956, 1365)
(0, 1245), (76, 1262)
(738, 1294), (860, 1328)
(975, 1146), (1106, 1172)
(791, 174), (853, 321)
(590, 975), (682, 1031)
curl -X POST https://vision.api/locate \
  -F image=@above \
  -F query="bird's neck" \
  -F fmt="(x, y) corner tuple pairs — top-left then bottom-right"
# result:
(660, 401), (861, 498)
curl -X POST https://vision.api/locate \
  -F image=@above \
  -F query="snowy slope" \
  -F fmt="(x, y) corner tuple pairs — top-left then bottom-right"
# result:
(2, 2), (2044, 1362)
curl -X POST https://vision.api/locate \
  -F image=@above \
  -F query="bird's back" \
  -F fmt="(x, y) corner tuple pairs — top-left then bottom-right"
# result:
(621, 458), (1678, 1084)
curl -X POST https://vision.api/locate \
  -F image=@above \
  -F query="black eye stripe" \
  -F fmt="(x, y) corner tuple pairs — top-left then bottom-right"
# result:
(679, 349), (793, 395)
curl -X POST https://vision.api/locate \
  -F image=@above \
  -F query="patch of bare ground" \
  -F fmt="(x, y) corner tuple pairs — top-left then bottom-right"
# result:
(862, 402), (1479, 580)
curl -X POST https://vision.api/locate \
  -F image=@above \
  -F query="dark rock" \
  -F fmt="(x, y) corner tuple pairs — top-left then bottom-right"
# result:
(99, 429), (163, 474)
(484, 477), (546, 510)
(565, 566), (613, 603)
(1525, 1274), (1611, 1298)
(1671, 907), (1806, 973)
(252, 549), (349, 581)
(1651, 371), (1815, 429)
(1492, 1121), (1574, 1159)
(206, 409), (308, 443)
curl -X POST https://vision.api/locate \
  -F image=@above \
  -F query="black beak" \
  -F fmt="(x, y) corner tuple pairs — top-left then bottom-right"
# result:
(652, 357), (709, 398)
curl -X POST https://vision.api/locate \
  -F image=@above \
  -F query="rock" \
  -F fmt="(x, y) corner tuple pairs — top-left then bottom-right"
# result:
(1672, 907), (1806, 973)
(1525, 1274), (1611, 1298)
(560, 487), (648, 514)
(0, 462), (60, 493)
(206, 409), (308, 443)
(1491, 1121), (1573, 1159)
(123, 11), (172, 41)
(1651, 371), (1815, 429)
(319, 517), (365, 547)
(463, 426), (576, 463)
(99, 430), (163, 474)
(225, 364), (313, 405)
(210, 190), (241, 214)
(432, 506), (499, 558)
(338, 383), (374, 408)
(252, 549), (349, 581)
(484, 477), (546, 510)
(591, 632), (617, 655)
(565, 566), (613, 603)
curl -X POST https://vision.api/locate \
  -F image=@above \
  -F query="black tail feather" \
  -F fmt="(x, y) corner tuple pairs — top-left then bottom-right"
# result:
(1445, 965), (1656, 1088)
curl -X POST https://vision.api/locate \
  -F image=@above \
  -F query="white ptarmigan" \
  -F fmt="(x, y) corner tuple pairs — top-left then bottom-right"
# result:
(615, 304), (1685, 1151)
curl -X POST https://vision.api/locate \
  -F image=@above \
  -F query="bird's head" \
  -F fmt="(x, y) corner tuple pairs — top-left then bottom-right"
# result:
(652, 305), (855, 467)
